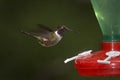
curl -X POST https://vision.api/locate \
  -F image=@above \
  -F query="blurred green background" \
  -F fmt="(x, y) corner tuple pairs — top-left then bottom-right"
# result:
(0, 0), (119, 80)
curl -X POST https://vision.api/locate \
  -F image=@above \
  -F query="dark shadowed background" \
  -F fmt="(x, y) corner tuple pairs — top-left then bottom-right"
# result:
(0, 0), (120, 80)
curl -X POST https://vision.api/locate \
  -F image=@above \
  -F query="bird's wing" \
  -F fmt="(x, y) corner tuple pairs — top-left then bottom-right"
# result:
(27, 24), (53, 39)
(22, 24), (55, 40)
(37, 24), (53, 32)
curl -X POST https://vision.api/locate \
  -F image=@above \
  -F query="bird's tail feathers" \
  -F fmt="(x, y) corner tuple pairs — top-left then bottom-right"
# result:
(21, 30), (43, 41)
(21, 30), (37, 38)
(21, 30), (32, 36)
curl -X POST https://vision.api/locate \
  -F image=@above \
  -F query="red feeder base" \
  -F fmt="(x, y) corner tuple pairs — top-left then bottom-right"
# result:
(75, 42), (120, 76)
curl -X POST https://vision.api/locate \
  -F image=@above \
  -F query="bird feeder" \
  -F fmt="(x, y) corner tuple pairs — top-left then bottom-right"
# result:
(75, 0), (120, 76)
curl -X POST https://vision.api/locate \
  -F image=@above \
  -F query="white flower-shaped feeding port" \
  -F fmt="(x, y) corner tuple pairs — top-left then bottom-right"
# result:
(97, 51), (120, 64)
(64, 50), (92, 63)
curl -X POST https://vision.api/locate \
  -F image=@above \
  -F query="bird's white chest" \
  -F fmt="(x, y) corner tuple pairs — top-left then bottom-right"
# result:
(54, 31), (62, 41)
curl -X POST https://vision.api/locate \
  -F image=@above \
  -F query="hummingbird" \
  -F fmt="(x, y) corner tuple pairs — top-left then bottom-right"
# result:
(21, 24), (72, 47)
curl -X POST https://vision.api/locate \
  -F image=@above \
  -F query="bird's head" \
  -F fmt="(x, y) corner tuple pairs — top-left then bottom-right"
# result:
(56, 25), (72, 36)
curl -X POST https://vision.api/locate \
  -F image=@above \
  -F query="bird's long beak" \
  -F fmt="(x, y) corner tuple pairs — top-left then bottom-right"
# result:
(66, 27), (73, 31)
(61, 25), (72, 31)
(63, 25), (80, 34)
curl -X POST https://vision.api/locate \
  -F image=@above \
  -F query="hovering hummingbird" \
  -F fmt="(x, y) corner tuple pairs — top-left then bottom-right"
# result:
(22, 24), (72, 47)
